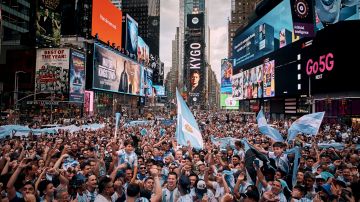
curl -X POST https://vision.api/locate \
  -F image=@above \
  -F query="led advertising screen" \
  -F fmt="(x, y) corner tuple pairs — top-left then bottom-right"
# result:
(233, 0), (297, 68)
(290, 0), (315, 37)
(69, 50), (86, 102)
(302, 21), (360, 94)
(153, 85), (165, 96)
(186, 39), (205, 105)
(140, 67), (153, 96)
(126, 14), (138, 56)
(232, 72), (243, 100)
(137, 36), (150, 65)
(84, 90), (94, 115)
(232, 61), (273, 100)
(315, 0), (359, 30)
(93, 43), (141, 95)
(35, 0), (61, 46)
(221, 59), (233, 94)
(263, 60), (275, 98)
(35, 48), (70, 100)
(187, 13), (204, 29)
(92, 0), (123, 47)
(221, 94), (240, 110)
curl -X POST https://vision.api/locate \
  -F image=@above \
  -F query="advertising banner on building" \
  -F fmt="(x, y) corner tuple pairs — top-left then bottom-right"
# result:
(69, 50), (86, 102)
(84, 90), (94, 115)
(140, 66), (153, 96)
(153, 85), (165, 96)
(187, 13), (204, 29)
(35, 48), (70, 100)
(263, 60), (275, 97)
(126, 14), (138, 56)
(35, 0), (62, 46)
(92, 0), (123, 47)
(221, 59), (233, 94)
(93, 43), (141, 95)
(186, 39), (204, 105)
(221, 94), (239, 110)
(137, 36), (150, 65)
(290, 0), (315, 37)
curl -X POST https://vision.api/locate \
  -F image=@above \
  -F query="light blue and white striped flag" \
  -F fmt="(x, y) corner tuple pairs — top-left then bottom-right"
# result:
(175, 89), (204, 149)
(257, 110), (284, 142)
(287, 112), (325, 142)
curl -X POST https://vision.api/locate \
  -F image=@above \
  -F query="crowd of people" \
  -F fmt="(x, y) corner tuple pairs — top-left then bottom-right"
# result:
(0, 110), (359, 202)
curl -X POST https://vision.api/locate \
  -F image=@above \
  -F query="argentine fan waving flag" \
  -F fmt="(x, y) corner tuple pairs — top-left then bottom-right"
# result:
(176, 89), (204, 149)
(287, 112), (325, 142)
(257, 109), (284, 142)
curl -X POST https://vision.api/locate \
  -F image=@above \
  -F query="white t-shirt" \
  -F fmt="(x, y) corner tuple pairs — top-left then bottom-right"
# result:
(211, 181), (225, 199)
(94, 194), (111, 202)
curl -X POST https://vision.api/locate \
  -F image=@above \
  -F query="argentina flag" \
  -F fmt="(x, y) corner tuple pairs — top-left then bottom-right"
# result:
(287, 112), (325, 142)
(257, 110), (284, 142)
(176, 89), (204, 149)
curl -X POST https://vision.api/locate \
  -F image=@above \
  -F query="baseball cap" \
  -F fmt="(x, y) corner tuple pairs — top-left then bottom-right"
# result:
(195, 180), (207, 195)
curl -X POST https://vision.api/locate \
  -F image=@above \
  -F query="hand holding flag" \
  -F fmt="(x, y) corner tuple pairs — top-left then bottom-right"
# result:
(287, 112), (325, 142)
(175, 89), (204, 149)
(256, 110), (284, 142)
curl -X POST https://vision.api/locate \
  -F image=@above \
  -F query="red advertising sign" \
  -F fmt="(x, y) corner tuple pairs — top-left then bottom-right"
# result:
(92, 0), (122, 47)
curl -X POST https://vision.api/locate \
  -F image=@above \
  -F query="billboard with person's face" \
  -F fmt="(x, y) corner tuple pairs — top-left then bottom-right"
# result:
(93, 43), (141, 95)
(91, 0), (123, 47)
(35, 0), (61, 46)
(35, 48), (70, 100)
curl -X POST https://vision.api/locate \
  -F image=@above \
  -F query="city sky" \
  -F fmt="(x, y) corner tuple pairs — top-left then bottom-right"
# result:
(160, 0), (231, 83)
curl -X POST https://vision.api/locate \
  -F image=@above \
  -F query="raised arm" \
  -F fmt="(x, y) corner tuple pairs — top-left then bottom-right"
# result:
(150, 166), (162, 202)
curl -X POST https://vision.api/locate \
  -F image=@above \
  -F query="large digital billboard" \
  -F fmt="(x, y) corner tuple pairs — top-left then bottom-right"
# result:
(263, 60), (275, 98)
(137, 36), (150, 65)
(315, 0), (359, 30)
(140, 67), (153, 96)
(221, 94), (240, 110)
(69, 50), (86, 102)
(35, 0), (61, 46)
(221, 59), (233, 94)
(186, 39), (205, 105)
(302, 21), (360, 94)
(92, 0), (123, 47)
(35, 48), (70, 100)
(232, 60), (274, 100)
(126, 14), (138, 56)
(93, 43), (141, 95)
(153, 85), (165, 96)
(232, 0), (294, 68)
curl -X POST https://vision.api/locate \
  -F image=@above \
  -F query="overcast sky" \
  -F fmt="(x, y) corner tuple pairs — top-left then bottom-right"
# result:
(160, 0), (231, 83)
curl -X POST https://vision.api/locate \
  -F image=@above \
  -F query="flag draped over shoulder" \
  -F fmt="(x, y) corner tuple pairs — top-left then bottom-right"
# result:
(287, 112), (325, 142)
(257, 110), (284, 142)
(284, 147), (301, 187)
(176, 89), (204, 149)
(241, 139), (273, 184)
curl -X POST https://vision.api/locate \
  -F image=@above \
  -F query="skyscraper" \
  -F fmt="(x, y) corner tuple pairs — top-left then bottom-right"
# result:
(228, 0), (262, 58)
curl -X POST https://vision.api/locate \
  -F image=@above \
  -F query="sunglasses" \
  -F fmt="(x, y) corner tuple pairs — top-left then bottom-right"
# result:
(140, 167), (146, 170)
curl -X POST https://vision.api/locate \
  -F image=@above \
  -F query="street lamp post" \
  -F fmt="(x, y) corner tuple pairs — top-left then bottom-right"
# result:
(14, 71), (25, 107)
(14, 71), (25, 124)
